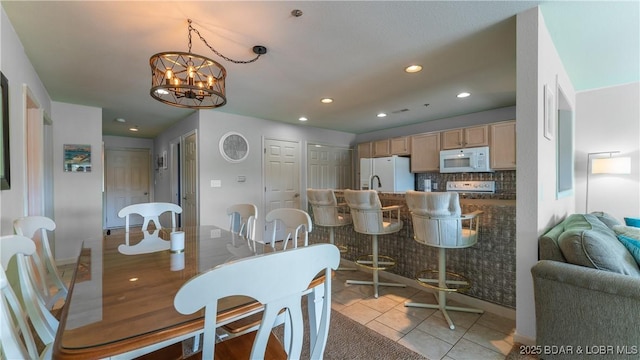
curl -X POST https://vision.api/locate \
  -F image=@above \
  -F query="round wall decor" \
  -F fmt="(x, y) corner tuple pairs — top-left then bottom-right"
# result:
(219, 132), (249, 163)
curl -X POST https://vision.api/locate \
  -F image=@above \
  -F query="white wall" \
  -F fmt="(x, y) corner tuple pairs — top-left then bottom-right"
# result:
(515, 7), (576, 344)
(575, 82), (640, 219)
(194, 111), (355, 241)
(51, 102), (103, 262)
(0, 6), (52, 234)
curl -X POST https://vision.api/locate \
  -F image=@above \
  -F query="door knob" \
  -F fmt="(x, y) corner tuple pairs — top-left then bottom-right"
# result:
(294, 193), (300, 198)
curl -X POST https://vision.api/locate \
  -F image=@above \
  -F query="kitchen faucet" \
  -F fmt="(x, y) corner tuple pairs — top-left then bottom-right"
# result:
(369, 175), (382, 190)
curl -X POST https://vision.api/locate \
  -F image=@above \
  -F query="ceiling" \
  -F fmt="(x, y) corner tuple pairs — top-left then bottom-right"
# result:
(3, 1), (638, 139)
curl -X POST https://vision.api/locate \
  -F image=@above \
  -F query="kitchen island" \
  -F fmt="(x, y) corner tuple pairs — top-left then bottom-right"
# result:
(308, 190), (516, 309)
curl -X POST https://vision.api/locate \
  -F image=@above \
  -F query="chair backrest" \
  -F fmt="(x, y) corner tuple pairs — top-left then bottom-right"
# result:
(117, 230), (170, 255)
(265, 208), (312, 250)
(117, 202), (182, 232)
(226, 203), (258, 241)
(405, 190), (478, 248)
(343, 189), (387, 234)
(0, 235), (55, 359)
(307, 189), (352, 227)
(13, 215), (67, 308)
(174, 243), (340, 359)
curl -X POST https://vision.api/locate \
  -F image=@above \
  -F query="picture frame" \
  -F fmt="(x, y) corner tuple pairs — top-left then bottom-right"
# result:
(1, 71), (10, 190)
(543, 84), (555, 141)
(157, 150), (167, 170)
(219, 131), (249, 163)
(64, 144), (92, 172)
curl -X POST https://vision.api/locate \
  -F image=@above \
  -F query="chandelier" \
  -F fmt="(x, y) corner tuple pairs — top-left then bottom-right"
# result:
(150, 19), (267, 109)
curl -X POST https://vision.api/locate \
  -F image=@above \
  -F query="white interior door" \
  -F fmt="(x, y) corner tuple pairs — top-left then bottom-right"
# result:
(307, 143), (352, 189)
(182, 132), (198, 227)
(264, 138), (300, 241)
(104, 149), (150, 228)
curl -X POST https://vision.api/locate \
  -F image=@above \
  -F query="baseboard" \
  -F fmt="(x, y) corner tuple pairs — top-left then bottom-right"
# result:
(340, 259), (517, 321)
(513, 333), (536, 346)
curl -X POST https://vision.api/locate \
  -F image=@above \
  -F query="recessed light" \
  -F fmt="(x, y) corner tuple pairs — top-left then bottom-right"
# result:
(320, 98), (333, 104)
(298, 117), (308, 122)
(377, 113), (387, 118)
(129, 126), (139, 132)
(457, 92), (471, 98)
(405, 65), (422, 73)
(115, 118), (126, 123)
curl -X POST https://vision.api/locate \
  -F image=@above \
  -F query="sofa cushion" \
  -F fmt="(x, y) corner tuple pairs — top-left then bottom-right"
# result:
(624, 217), (640, 228)
(590, 211), (622, 229)
(557, 214), (640, 277)
(613, 224), (640, 240)
(617, 235), (640, 265)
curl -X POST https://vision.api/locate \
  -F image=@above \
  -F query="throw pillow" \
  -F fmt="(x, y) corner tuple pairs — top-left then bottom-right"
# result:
(617, 234), (640, 265)
(624, 217), (640, 228)
(613, 225), (640, 240)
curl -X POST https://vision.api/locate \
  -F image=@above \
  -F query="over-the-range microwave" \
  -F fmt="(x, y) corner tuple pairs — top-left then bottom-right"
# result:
(439, 146), (492, 173)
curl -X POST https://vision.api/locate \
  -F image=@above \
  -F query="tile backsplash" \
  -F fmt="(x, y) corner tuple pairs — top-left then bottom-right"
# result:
(415, 170), (516, 200)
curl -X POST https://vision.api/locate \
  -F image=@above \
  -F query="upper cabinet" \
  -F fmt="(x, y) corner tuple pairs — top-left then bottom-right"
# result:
(410, 132), (440, 172)
(357, 142), (372, 159)
(372, 139), (391, 157)
(390, 136), (411, 156)
(490, 120), (516, 170)
(441, 125), (489, 150)
(362, 137), (411, 157)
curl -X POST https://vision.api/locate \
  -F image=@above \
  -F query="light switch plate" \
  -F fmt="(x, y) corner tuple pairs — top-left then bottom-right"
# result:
(211, 179), (222, 188)
(210, 229), (221, 238)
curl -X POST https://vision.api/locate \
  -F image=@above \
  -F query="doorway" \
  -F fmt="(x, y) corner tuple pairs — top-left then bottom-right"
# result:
(263, 138), (301, 241)
(104, 148), (151, 229)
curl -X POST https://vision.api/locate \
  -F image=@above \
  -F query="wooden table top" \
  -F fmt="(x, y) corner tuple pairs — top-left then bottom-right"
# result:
(53, 225), (262, 359)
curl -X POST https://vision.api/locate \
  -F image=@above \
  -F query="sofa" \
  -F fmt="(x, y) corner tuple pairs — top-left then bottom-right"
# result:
(531, 212), (640, 359)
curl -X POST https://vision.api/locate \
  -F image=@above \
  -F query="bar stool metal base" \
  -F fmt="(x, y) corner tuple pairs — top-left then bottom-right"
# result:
(328, 227), (356, 271)
(346, 234), (405, 298)
(404, 248), (482, 330)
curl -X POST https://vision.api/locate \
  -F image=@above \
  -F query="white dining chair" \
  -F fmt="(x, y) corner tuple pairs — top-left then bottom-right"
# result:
(117, 202), (182, 233)
(13, 215), (68, 309)
(265, 208), (313, 251)
(227, 203), (258, 251)
(117, 229), (170, 255)
(0, 235), (55, 359)
(172, 243), (340, 359)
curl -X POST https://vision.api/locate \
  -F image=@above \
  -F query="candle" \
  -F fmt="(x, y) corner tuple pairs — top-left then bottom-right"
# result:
(170, 231), (185, 253)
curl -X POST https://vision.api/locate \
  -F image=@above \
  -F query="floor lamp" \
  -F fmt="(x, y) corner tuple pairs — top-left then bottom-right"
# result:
(586, 151), (631, 212)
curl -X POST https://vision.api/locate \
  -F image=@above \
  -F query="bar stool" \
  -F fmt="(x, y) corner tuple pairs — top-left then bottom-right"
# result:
(404, 190), (483, 330)
(307, 188), (355, 271)
(343, 189), (405, 298)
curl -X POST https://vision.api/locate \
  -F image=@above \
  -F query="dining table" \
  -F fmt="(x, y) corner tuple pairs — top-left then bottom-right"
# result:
(52, 225), (327, 360)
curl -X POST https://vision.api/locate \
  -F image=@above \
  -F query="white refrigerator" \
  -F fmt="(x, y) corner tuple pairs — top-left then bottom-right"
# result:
(359, 156), (415, 192)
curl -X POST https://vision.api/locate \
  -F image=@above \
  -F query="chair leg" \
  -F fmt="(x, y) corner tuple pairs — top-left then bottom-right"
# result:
(346, 234), (405, 298)
(405, 247), (483, 329)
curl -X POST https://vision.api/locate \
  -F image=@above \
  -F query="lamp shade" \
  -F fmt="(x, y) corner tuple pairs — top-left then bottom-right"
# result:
(591, 157), (631, 174)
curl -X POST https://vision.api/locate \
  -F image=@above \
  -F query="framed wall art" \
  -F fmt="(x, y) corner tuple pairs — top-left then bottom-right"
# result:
(1, 71), (9, 190)
(64, 144), (92, 172)
(543, 84), (555, 141)
(219, 131), (249, 163)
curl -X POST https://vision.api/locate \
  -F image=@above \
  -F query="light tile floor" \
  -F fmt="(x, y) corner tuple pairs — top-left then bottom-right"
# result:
(330, 268), (515, 360)
(56, 262), (515, 360)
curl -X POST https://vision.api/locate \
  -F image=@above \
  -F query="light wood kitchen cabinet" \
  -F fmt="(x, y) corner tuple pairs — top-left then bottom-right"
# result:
(372, 139), (391, 157)
(441, 125), (489, 149)
(357, 142), (372, 159)
(490, 120), (516, 169)
(390, 136), (411, 155)
(410, 132), (441, 172)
